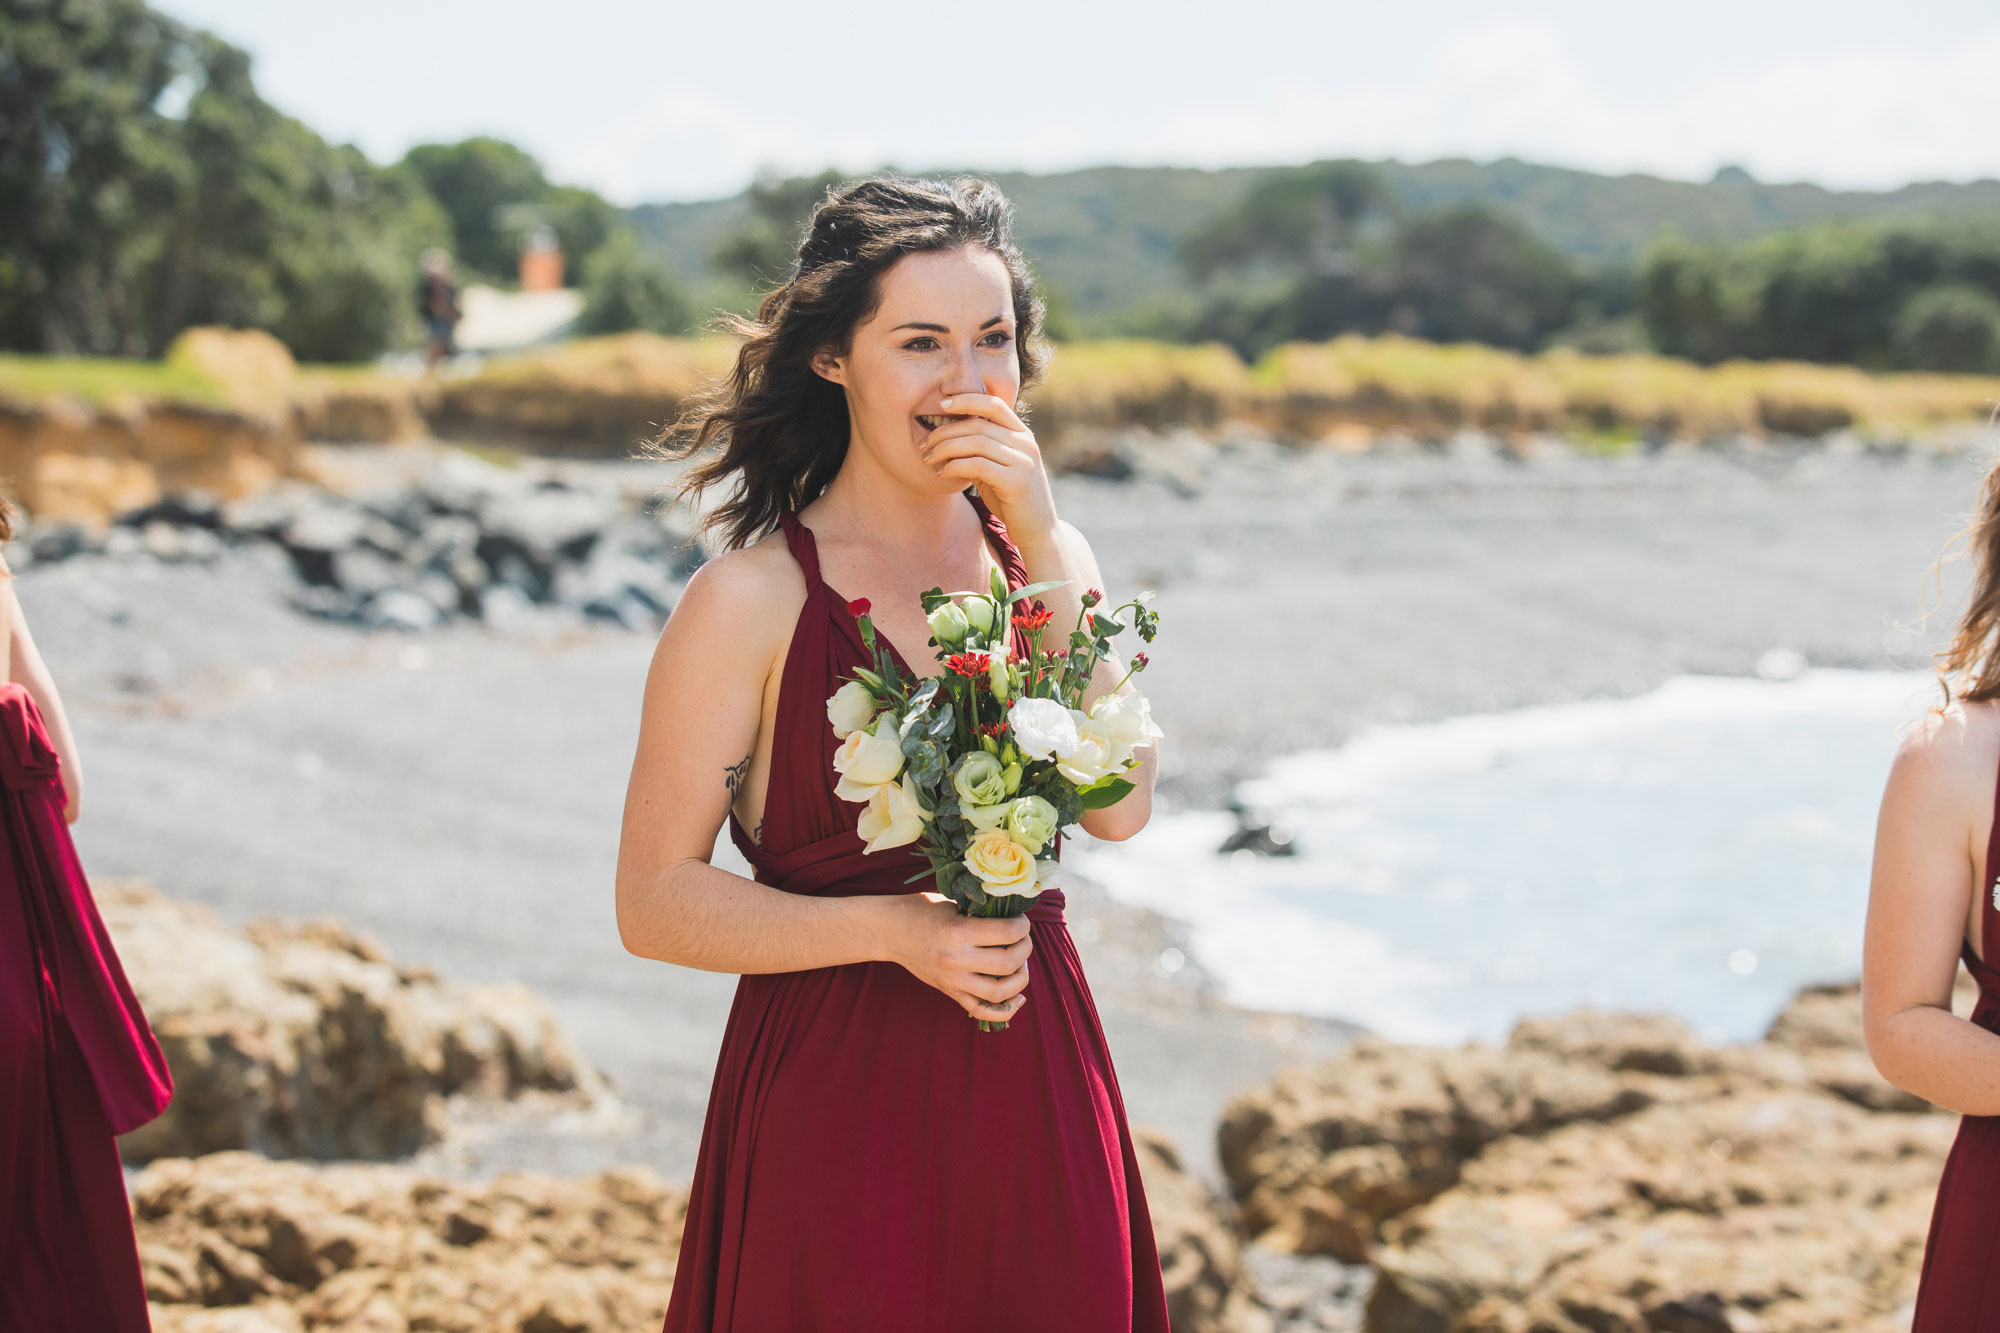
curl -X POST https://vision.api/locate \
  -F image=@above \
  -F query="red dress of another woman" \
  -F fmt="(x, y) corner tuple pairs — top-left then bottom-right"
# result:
(0, 682), (173, 1331)
(662, 496), (1172, 1331)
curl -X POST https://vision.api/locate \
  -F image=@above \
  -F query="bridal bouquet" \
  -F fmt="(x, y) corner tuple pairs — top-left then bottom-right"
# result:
(825, 570), (1162, 1030)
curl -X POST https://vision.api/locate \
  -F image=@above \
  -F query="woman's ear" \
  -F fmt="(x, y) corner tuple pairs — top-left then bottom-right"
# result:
(811, 348), (847, 385)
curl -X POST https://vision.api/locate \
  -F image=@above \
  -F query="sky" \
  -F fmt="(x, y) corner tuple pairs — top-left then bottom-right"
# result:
(160, 0), (2000, 206)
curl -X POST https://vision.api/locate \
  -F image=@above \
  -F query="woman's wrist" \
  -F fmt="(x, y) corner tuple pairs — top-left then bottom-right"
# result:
(850, 893), (906, 967)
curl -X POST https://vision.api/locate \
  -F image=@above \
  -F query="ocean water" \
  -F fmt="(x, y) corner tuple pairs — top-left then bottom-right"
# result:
(1071, 669), (1942, 1046)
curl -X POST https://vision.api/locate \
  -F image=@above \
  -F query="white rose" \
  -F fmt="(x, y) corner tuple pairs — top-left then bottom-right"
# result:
(857, 773), (929, 853)
(832, 713), (905, 803)
(1035, 856), (1069, 892)
(1006, 697), (1080, 762)
(1055, 710), (1118, 787)
(1088, 689), (1163, 767)
(826, 680), (877, 740)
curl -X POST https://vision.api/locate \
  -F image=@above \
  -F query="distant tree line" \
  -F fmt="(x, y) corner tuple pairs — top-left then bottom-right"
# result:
(1164, 162), (2000, 373)
(0, 0), (693, 362)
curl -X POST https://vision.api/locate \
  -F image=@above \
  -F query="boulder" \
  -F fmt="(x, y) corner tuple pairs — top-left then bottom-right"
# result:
(101, 881), (601, 1163)
(1135, 1129), (1275, 1333)
(1220, 987), (1960, 1332)
(135, 1152), (684, 1333)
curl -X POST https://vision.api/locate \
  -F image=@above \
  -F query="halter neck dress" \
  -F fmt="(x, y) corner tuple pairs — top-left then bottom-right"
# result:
(1, 682), (173, 1331)
(661, 492), (1171, 1332)
(1912, 759), (2000, 1328)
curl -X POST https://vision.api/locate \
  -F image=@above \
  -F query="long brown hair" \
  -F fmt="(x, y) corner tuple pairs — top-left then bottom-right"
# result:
(1934, 424), (2000, 704)
(0, 493), (14, 574)
(658, 175), (1049, 552)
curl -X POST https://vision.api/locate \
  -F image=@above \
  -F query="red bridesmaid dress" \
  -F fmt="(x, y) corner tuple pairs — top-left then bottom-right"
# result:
(1, 682), (173, 1331)
(1912, 757), (2000, 1327)
(662, 493), (1172, 1331)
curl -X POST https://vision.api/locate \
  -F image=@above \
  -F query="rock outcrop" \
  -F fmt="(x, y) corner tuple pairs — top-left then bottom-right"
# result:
(132, 1129), (1266, 1333)
(1218, 983), (1966, 1333)
(135, 1152), (685, 1333)
(102, 881), (601, 1163)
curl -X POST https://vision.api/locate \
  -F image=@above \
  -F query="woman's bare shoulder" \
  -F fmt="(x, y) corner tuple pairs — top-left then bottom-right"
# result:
(656, 532), (807, 663)
(1893, 697), (2000, 796)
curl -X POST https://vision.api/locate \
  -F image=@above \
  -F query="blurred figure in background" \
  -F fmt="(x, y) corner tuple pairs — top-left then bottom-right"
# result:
(0, 495), (174, 1331)
(418, 247), (462, 369)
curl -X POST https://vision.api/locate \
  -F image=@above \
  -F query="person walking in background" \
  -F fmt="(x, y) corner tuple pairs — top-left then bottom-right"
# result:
(417, 248), (461, 369)
(0, 496), (174, 1330)
(616, 176), (1170, 1330)
(1866, 450), (2000, 1328)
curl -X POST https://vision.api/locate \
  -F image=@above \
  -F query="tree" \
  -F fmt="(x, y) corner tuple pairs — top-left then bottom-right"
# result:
(711, 170), (848, 285)
(577, 228), (695, 336)
(1892, 283), (2000, 374)
(1180, 161), (1398, 284)
(401, 138), (551, 281)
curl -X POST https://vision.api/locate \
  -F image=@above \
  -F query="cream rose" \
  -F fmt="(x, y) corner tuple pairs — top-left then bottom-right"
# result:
(963, 827), (1038, 897)
(826, 680), (877, 740)
(832, 713), (905, 803)
(857, 773), (929, 853)
(987, 643), (1012, 702)
(962, 801), (1010, 832)
(1089, 689), (1163, 766)
(1055, 710), (1119, 786)
(1006, 697), (1080, 762)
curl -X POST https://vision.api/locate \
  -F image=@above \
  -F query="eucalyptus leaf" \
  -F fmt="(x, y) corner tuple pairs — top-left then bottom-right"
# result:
(927, 705), (955, 741)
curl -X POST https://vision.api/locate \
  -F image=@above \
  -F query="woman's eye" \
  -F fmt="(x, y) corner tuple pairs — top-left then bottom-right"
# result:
(903, 337), (939, 351)
(981, 331), (1014, 347)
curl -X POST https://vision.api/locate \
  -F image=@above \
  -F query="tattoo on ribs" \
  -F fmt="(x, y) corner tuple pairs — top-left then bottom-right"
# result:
(753, 818), (764, 846)
(724, 751), (751, 796)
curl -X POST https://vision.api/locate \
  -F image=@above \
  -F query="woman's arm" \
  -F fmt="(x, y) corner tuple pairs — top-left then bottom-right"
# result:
(614, 549), (1036, 1020)
(1021, 520), (1157, 843)
(0, 558), (83, 822)
(1863, 709), (2000, 1114)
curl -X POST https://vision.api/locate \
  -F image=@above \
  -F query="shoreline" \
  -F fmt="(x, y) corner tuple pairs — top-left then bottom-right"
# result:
(27, 437), (1985, 1194)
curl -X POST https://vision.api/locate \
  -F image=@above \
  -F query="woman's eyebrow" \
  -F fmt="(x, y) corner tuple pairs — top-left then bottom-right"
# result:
(889, 316), (1010, 333)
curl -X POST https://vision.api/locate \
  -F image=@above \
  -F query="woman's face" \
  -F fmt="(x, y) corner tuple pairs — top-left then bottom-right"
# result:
(814, 245), (1021, 493)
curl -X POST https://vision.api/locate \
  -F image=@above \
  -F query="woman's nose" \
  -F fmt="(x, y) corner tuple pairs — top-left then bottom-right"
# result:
(942, 347), (985, 397)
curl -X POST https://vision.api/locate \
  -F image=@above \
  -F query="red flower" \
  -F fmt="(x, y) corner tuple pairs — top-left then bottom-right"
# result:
(979, 721), (1006, 738)
(946, 652), (992, 678)
(1133, 652), (1150, 670)
(1082, 588), (1104, 608)
(846, 597), (871, 617)
(1011, 600), (1055, 632)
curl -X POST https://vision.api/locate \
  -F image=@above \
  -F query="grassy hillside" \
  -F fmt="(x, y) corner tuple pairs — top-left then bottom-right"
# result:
(628, 158), (2000, 330)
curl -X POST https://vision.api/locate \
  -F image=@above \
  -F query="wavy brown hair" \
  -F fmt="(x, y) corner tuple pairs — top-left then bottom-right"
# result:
(657, 175), (1049, 552)
(1932, 413), (2000, 704)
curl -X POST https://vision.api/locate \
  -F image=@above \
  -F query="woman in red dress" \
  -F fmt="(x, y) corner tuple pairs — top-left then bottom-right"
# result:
(0, 504), (174, 1331)
(1867, 454), (2000, 1327)
(616, 176), (1172, 1330)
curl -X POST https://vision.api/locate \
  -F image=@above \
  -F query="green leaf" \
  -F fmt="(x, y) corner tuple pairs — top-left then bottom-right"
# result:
(1090, 614), (1124, 638)
(927, 704), (956, 741)
(852, 667), (883, 689)
(919, 586), (950, 613)
(1008, 579), (1068, 606)
(1077, 776), (1136, 810)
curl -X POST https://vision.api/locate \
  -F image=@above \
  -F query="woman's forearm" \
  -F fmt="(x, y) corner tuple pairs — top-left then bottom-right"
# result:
(1869, 1002), (2000, 1116)
(617, 857), (895, 975)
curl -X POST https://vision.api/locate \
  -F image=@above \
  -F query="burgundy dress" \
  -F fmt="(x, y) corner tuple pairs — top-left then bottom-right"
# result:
(1912, 762), (2000, 1328)
(0, 682), (173, 1332)
(662, 494), (1171, 1331)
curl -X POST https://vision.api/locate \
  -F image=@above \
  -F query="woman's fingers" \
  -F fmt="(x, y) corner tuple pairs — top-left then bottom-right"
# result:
(937, 391), (1029, 435)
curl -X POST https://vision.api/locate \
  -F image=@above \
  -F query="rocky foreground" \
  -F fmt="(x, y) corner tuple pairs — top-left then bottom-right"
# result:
(107, 883), (1276, 1333)
(1219, 982), (1967, 1333)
